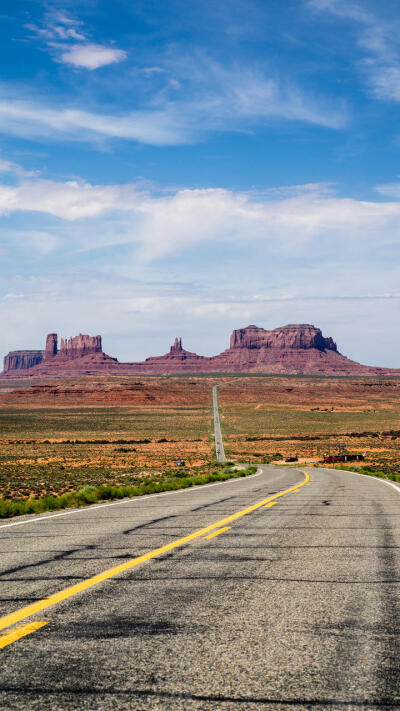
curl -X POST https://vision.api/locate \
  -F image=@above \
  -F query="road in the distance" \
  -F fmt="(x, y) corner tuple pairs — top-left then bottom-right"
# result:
(0, 465), (399, 710)
(212, 384), (226, 462)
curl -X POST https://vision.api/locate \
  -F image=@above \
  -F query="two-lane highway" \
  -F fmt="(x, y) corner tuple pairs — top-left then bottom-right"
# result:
(0, 465), (399, 710)
(212, 384), (226, 463)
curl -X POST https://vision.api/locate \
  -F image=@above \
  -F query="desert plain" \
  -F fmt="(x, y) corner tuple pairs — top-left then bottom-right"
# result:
(0, 374), (399, 502)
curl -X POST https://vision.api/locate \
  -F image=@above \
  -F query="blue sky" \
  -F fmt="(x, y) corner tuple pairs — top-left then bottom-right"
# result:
(1, 0), (400, 366)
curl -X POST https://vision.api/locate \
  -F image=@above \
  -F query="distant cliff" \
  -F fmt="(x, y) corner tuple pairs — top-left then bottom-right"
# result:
(3, 350), (44, 373)
(1, 324), (398, 377)
(3, 333), (106, 374)
(229, 324), (337, 352)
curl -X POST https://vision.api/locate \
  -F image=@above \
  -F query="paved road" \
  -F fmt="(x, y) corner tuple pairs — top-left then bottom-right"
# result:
(212, 385), (226, 463)
(0, 465), (399, 710)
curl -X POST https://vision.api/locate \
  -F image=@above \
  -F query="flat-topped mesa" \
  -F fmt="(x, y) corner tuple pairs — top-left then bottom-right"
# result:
(230, 324), (338, 352)
(59, 334), (102, 359)
(3, 350), (43, 373)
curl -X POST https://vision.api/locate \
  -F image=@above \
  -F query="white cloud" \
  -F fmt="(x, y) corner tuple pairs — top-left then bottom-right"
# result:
(0, 158), (17, 173)
(0, 176), (400, 261)
(0, 98), (189, 146)
(58, 43), (127, 70)
(132, 187), (400, 259)
(0, 179), (142, 220)
(0, 156), (39, 178)
(26, 11), (86, 42)
(143, 67), (166, 75)
(307, 0), (400, 102)
(1, 174), (399, 366)
(27, 10), (126, 71)
(376, 180), (400, 199)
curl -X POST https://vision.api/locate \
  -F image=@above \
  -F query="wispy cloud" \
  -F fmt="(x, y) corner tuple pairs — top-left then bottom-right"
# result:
(0, 94), (190, 145)
(26, 10), (86, 42)
(0, 57), (348, 148)
(375, 180), (400, 198)
(27, 9), (126, 70)
(0, 156), (39, 178)
(307, 0), (400, 102)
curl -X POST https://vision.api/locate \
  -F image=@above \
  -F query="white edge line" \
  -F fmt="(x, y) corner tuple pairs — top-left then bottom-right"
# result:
(315, 466), (400, 495)
(0, 467), (265, 530)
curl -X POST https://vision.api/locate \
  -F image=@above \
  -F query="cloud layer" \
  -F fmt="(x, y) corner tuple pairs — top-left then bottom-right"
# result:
(1, 176), (400, 257)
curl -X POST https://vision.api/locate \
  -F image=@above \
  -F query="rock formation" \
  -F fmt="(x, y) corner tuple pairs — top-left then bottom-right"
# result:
(44, 333), (58, 359)
(208, 324), (383, 375)
(141, 338), (208, 370)
(3, 350), (44, 373)
(59, 334), (102, 359)
(1, 324), (399, 377)
(229, 324), (337, 352)
(170, 337), (183, 353)
(3, 333), (108, 376)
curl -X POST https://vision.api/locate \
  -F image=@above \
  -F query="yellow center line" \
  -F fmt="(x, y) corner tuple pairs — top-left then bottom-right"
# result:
(264, 502), (277, 508)
(0, 621), (47, 650)
(204, 526), (231, 539)
(0, 470), (309, 637)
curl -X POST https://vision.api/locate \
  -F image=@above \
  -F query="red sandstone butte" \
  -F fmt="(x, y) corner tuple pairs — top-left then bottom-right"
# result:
(1, 324), (399, 377)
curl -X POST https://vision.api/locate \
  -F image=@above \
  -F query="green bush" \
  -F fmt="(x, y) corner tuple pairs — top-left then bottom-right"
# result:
(0, 465), (258, 519)
(331, 464), (400, 484)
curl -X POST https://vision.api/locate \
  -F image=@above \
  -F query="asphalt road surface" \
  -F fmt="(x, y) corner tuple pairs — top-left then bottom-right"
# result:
(0, 465), (399, 711)
(212, 385), (226, 463)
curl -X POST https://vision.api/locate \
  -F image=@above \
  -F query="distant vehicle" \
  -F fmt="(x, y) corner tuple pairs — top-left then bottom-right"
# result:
(321, 454), (365, 464)
(285, 456), (298, 463)
(174, 460), (186, 466)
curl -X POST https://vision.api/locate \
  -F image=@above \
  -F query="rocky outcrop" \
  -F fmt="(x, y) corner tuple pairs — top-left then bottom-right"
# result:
(3, 333), (106, 375)
(59, 334), (102, 359)
(230, 324), (337, 352)
(170, 337), (183, 353)
(1, 324), (399, 377)
(3, 350), (43, 373)
(44, 333), (58, 359)
(141, 338), (208, 370)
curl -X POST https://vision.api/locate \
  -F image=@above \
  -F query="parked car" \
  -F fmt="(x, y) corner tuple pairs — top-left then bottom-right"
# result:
(321, 454), (365, 464)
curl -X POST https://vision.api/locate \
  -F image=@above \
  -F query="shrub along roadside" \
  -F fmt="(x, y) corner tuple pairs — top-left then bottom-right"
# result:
(324, 463), (400, 484)
(0, 465), (257, 519)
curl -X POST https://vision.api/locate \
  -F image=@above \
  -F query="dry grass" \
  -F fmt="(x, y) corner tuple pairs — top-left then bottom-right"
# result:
(218, 376), (400, 475)
(1, 373), (399, 499)
(0, 376), (215, 498)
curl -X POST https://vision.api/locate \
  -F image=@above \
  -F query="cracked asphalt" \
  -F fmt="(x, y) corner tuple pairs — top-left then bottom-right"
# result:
(0, 465), (399, 711)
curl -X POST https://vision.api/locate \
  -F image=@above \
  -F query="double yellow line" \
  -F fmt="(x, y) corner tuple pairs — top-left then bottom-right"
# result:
(0, 469), (309, 648)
